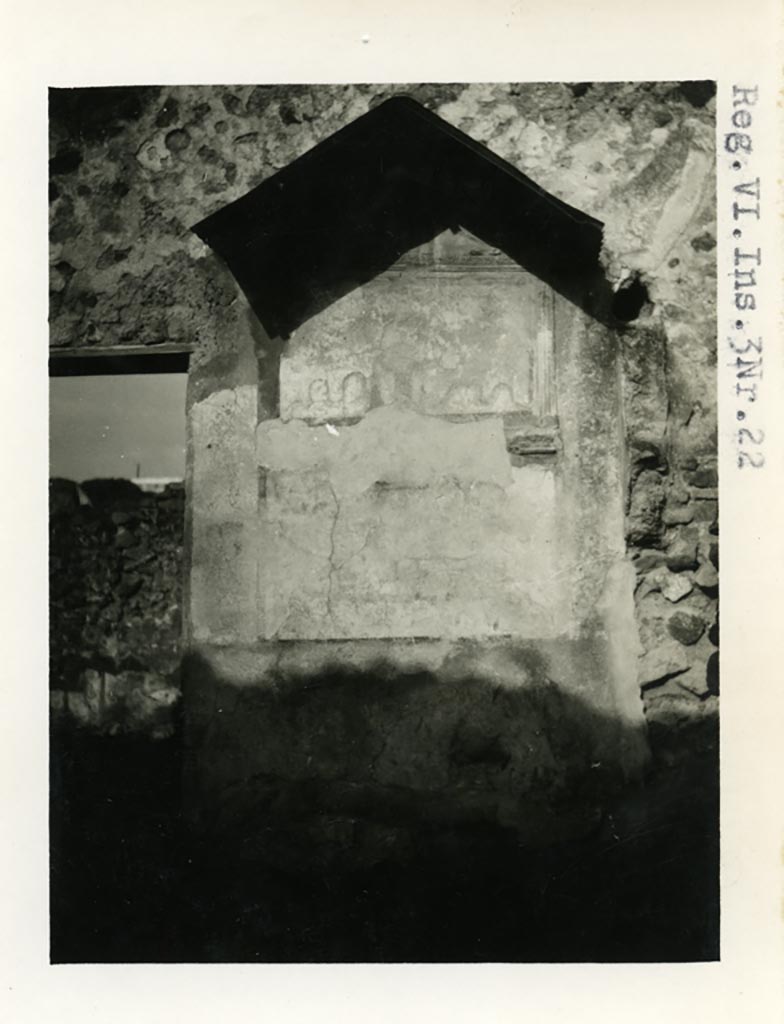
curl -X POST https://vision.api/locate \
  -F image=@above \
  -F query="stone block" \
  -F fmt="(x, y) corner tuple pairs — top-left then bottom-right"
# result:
(662, 504), (694, 526)
(694, 562), (718, 592)
(692, 499), (718, 524)
(675, 665), (711, 698)
(658, 570), (693, 603)
(667, 480), (691, 505)
(668, 612), (705, 646)
(643, 693), (715, 738)
(636, 568), (693, 603)
(666, 540), (699, 572)
(638, 645), (690, 687)
(626, 470), (665, 545)
(690, 466), (718, 488)
(634, 549), (666, 572)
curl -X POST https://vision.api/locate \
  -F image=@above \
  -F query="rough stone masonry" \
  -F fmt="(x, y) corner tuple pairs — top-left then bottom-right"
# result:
(49, 478), (184, 737)
(49, 83), (718, 859)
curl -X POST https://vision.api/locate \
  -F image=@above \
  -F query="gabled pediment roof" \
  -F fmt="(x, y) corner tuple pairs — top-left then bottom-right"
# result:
(192, 96), (614, 338)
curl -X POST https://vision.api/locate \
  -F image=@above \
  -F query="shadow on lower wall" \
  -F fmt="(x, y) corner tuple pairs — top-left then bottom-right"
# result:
(50, 652), (719, 964)
(182, 647), (654, 849)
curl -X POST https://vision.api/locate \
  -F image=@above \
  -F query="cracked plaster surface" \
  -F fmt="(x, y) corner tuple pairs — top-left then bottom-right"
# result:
(256, 407), (564, 641)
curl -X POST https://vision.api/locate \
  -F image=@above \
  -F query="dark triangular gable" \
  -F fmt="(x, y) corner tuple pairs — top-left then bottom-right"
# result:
(192, 96), (616, 338)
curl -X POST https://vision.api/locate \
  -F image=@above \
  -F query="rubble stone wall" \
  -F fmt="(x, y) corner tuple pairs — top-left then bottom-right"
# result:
(49, 478), (184, 737)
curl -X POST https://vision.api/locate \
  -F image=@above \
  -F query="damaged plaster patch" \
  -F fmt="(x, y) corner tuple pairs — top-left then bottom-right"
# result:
(257, 405), (513, 494)
(256, 406), (565, 641)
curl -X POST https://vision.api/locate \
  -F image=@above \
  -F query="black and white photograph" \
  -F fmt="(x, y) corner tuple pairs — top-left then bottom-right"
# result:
(48, 80), (721, 963)
(1, 0), (783, 1020)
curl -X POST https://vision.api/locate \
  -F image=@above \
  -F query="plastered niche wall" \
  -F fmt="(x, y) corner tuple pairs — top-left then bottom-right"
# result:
(184, 227), (648, 847)
(48, 84), (719, 751)
(262, 232), (563, 642)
